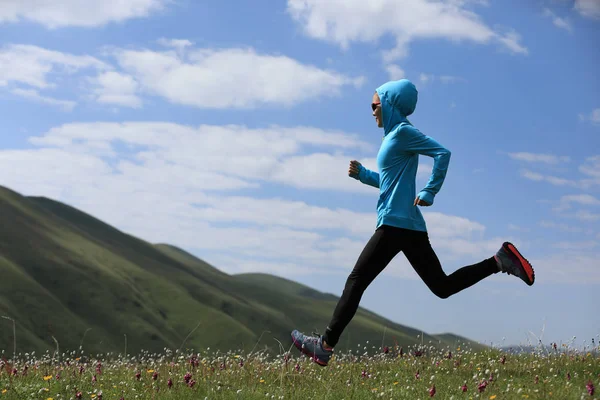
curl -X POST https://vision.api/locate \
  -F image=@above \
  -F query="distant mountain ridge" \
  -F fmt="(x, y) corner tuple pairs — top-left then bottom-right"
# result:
(0, 185), (484, 356)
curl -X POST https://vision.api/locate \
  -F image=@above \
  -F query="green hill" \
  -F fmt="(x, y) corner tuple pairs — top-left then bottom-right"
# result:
(0, 185), (484, 357)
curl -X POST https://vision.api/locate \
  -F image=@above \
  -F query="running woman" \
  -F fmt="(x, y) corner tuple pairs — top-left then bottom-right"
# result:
(290, 79), (535, 367)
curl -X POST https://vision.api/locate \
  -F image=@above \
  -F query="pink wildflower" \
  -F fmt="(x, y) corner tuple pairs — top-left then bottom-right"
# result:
(92, 374), (97, 383)
(188, 379), (196, 388)
(167, 378), (173, 389)
(135, 371), (141, 381)
(184, 372), (192, 384)
(429, 384), (436, 397)
(415, 370), (420, 380)
(461, 383), (468, 392)
(76, 392), (82, 399)
(587, 380), (595, 396)
(152, 371), (158, 381)
(478, 380), (487, 393)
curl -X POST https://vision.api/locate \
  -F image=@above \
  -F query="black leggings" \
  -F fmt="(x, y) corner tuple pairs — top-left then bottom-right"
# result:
(322, 224), (498, 348)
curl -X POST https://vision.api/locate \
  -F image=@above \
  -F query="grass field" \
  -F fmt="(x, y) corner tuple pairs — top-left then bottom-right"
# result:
(0, 339), (597, 399)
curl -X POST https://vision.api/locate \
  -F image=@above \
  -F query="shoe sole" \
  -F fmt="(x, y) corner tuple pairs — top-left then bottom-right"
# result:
(504, 242), (535, 286)
(291, 333), (329, 367)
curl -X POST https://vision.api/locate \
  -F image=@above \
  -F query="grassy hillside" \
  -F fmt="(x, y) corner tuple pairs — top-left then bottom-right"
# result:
(0, 185), (484, 357)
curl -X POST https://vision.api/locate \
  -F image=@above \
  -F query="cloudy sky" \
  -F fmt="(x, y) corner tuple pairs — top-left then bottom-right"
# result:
(1, 0), (599, 348)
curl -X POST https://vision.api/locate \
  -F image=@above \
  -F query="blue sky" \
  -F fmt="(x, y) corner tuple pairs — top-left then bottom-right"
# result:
(0, 0), (599, 349)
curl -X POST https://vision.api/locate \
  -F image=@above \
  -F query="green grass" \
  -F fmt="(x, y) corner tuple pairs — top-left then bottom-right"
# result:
(0, 185), (484, 357)
(0, 343), (597, 399)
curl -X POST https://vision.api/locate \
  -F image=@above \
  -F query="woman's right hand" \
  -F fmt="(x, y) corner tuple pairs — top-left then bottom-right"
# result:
(348, 160), (361, 178)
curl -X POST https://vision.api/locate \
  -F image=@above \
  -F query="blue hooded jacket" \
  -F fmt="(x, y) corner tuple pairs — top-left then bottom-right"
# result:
(354, 79), (451, 232)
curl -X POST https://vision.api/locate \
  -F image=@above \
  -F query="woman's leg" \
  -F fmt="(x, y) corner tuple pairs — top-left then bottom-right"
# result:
(402, 229), (499, 299)
(322, 225), (404, 348)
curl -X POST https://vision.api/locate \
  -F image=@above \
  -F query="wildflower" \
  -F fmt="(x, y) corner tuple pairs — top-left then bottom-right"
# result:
(79, 365), (84, 375)
(43, 375), (52, 381)
(184, 372), (192, 384)
(55, 374), (60, 380)
(478, 380), (487, 393)
(295, 363), (300, 372)
(97, 392), (102, 400)
(415, 370), (420, 380)
(489, 372), (494, 382)
(500, 355), (506, 365)
(92, 375), (97, 383)
(168, 378), (173, 389)
(239, 359), (244, 367)
(587, 380), (595, 396)
(461, 384), (468, 392)
(414, 350), (423, 357)
(188, 379), (196, 388)
(489, 396), (497, 400)
(135, 371), (141, 381)
(534, 375), (539, 384)
(76, 392), (82, 399)
(399, 347), (404, 357)
(567, 372), (571, 381)
(2, 389), (7, 394)
(429, 384), (436, 397)
(153, 371), (158, 381)
(447, 351), (452, 359)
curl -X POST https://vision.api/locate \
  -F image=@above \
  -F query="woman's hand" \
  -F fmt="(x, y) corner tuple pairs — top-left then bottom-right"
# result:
(348, 160), (361, 178)
(414, 196), (431, 207)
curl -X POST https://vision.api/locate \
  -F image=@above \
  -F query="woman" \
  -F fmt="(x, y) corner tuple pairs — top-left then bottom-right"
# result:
(290, 79), (535, 367)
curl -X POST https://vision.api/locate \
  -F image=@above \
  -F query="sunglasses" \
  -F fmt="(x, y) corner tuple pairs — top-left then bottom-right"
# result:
(371, 102), (381, 111)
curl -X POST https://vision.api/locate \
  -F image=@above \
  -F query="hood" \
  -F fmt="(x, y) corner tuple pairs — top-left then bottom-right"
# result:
(375, 79), (418, 136)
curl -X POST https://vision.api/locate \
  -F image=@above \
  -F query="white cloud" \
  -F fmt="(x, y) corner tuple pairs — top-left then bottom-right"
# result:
(560, 194), (600, 207)
(286, 0), (528, 60)
(114, 46), (365, 109)
(579, 156), (600, 188)
(531, 252), (600, 284)
(11, 88), (76, 111)
(520, 169), (577, 187)
(89, 71), (142, 108)
(579, 108), (600, 125)
(539, 220), (585, 233)
(386, 64), (405, 80)
(574, 0), (600, 19)
(543, 8), (572, 31)
(508, 152), (570, 164)
(0, 0), (167, 28)
(419, 73), (465, 85)
(574, 210), (600, 221)
(0, 44), (108, 89)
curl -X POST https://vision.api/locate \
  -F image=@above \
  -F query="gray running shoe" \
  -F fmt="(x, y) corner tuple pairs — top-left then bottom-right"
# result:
(495, 242), (535, 286)
(291, 330), (333, 366)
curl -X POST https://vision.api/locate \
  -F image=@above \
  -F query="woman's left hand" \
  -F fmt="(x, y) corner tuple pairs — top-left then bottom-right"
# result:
(414, 196), (431, 207)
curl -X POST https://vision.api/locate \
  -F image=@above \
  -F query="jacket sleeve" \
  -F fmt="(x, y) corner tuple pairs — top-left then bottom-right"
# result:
(355, 164), (380, 188)
(401, 127), (451, 205)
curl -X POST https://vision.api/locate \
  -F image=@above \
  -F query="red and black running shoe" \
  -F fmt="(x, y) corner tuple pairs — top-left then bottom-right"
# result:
(495, 242), (535, 286)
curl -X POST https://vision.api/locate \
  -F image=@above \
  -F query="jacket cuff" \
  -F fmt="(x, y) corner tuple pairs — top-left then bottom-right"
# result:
(418, 190), (435, 206)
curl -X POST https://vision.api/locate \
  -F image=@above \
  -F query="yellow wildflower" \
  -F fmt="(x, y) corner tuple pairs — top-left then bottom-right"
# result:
(259, 379), (265, 383)
(234, 355), (240, 358)
(91, 395), (96, 399)
(2, 390), (7, 394)
(43, 375), (52, 381)
(490, 396), (497, 400)
(393, 382), (399, 385)
(46, 398), (53, 400)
